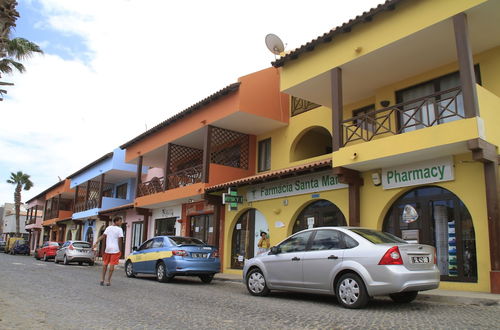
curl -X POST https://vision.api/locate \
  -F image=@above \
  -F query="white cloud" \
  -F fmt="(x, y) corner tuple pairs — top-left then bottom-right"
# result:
(0, 0), (384, 203)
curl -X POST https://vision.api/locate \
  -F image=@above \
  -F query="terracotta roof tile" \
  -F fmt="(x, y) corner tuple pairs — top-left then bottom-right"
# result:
(206, 158), (332, 192)
(272, 0), (403, 68)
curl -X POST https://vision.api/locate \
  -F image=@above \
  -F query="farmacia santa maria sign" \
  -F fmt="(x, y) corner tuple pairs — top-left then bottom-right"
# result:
(382, 156), (454, 189)
(246, 170), (347, 202)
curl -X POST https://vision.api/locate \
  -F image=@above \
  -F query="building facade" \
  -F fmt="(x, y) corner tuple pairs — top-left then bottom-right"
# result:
(213, 0), (499, 293)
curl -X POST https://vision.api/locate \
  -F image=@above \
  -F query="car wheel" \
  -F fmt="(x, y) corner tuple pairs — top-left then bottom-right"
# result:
(88, 261), (95, 266)
(78, 261), (83, 265)
(63, 255), (69, 265)
(389, 291), (418, 303)
(125, 260), (136, 278)
(43, 254), (48, 262)
(246, 268), (270, 296)
(156, 261), (174, 283)
(336, 273), (369, 309)
(199, 274), (214, 284)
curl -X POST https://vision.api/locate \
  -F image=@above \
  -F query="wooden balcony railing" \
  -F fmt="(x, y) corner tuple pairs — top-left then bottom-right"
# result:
(137, 164), (203, 198)
(74, 199), (99, 213)
(342, 87), (464, 146)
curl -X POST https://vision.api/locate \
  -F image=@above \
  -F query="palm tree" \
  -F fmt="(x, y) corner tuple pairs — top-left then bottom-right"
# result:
(6, 171), (33, 236)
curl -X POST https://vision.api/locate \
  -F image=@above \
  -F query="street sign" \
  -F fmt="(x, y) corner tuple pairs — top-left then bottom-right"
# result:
(222, 187), (243, 211)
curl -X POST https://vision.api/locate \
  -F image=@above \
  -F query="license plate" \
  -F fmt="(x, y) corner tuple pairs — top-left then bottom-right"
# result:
(411, 256), (430, 263)
(191, 253), (207, 258)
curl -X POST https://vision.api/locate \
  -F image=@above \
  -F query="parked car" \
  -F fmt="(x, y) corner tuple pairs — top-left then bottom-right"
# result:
(55, 241), (95, 266)
(5, 237), (24, 254)
(0, 240), (5, 252)
(11, 239), (30, 255)
(243, 227), (440, 309)
(125, 236), (220, 283)
(35, 241), (62, 261)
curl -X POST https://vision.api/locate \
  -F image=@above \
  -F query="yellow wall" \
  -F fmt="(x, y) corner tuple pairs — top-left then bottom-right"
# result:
(280, 0), (486, 91)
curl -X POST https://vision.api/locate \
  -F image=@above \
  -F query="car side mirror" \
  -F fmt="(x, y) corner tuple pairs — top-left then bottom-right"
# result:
(270, 246), (281, 255)
(133, 246), (137, 251)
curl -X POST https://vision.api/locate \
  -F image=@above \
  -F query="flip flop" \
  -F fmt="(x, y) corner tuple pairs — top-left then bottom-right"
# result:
(106, 282), (111, 286)
(100, 281), (104, 286)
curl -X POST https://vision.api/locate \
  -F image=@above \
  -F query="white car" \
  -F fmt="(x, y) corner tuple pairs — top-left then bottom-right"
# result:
(243, 227), (440, 309)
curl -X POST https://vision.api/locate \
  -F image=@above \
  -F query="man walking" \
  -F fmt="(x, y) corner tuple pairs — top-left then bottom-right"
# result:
(93, 216), (124, 286)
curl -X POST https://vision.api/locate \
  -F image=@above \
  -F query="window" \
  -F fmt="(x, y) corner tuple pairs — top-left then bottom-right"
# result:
(138, 239), (153, 251)
(310, 230), (343, 251)
(169, 237), (205, 246)
(352, 104), (375, 132)
(151, 237), (164, 248)
(396, 66), (481, 132)
(258, 138), (271, 172)
(279, 231), (312, 253)
(115, 183), (128, 199)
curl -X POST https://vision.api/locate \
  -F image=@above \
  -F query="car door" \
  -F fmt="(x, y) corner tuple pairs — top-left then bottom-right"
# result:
(302, 229), (345, 292)
(40, 242), (48, 258)
(261, 231), (312, 289)
(142, 237), (165, 273)
(57, 242), (68, 260)
(132, 239), (154, 273)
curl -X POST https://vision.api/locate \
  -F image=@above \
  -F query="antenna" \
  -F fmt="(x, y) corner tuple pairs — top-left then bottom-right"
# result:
(265, 33), (285, 56)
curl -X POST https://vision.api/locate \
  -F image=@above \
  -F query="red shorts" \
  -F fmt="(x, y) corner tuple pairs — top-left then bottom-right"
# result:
(103, 252), (121, 265)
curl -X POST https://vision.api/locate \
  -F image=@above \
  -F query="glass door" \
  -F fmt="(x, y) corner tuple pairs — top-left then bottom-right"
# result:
(190, 215), (215, 245)
(131, 222), (143, 252)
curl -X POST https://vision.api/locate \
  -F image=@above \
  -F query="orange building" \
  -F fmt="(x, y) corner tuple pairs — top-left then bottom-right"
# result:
(120, 68), (288, 263)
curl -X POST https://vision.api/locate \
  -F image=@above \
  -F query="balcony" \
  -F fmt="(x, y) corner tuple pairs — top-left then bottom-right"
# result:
(135, 126), (255, 206)
(333, 85), (494, 171)
(342, 87), (464, 145)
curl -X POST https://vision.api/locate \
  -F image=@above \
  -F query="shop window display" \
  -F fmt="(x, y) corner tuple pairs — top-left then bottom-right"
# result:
(383, 186), (477, 282)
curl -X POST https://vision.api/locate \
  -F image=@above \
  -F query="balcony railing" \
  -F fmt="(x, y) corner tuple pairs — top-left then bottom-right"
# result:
(342, 87), (464, 146)
(74, 198), (99, 213)
(137, 165), (203, 198)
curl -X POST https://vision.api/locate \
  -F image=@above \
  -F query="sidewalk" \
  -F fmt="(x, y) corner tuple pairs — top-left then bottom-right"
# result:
(214, 273), (500, 306)
(97, 261), (499, 306)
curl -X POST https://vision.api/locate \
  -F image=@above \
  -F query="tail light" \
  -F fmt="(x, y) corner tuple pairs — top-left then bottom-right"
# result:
(68, 244), (74, 250)
(378, 246), (403, 265)
(212, 250), (219, 258)
(172, 250), (188, 257)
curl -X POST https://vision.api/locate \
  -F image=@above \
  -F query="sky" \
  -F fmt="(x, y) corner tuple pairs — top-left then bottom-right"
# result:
(0, 0), (384, 204)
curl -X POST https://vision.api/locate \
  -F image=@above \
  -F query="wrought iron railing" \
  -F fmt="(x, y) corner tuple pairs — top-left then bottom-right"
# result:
(137, 164), (204, 197)
(342, 87), (464, 146)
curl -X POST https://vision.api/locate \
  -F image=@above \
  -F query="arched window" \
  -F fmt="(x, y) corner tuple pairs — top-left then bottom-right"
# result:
(231, 209), (269, 269)
(291, 127), (332, 162)
(292, 200), (346, 234)
(383, 186), (477, 282)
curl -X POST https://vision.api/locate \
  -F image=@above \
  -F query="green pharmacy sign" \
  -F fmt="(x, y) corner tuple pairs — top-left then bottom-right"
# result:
(223, 187), (243, 211)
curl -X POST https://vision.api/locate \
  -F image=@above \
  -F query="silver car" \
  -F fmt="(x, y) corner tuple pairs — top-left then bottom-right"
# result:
(243, 227), (440, 309)
(55, 241), (95, 266)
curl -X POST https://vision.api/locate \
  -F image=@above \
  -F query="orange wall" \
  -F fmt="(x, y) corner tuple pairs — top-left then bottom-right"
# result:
(126, 94), (240, 163)
(238, 67), (289, 124)
(135, 182), (206, 208)
(46, 179), (74, 199)
(126, 68), (288, 164)
(207, 164), (254, 187)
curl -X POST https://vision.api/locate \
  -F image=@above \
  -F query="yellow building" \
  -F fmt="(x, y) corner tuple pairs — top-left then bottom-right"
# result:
(207, 0), (500, 293)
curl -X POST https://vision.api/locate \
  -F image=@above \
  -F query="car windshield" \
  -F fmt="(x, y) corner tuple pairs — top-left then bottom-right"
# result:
(168, 237), (205, 246)
(73, 242), (91, 248)
(49, 242), (60, 246)
(17, 240), (26, 245)
(349, 229), (407, 244)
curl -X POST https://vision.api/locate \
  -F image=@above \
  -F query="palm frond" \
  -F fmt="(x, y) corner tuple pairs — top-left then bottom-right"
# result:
(6, 38), (43, 60)
(0, 58), (25, 74)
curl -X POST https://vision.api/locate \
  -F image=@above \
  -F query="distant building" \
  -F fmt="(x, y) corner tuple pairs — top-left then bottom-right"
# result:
(1, 202), (28, 240)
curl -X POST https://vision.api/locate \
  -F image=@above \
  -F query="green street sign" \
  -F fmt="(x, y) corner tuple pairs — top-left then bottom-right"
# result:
(223, 187), (242, 211)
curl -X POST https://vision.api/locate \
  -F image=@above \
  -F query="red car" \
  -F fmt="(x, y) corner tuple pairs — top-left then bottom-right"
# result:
(35, 241), (62, 261)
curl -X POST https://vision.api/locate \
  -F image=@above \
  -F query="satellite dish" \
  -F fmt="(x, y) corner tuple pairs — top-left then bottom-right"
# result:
(265, 33), (285, 55)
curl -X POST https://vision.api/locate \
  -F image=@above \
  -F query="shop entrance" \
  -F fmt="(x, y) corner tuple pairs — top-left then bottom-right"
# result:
(231, 209), (269, 269)
(155, 217), (176, 236)
(383, 186), (477, 282)
(190, 214), (215, 245)
(131, 222), (143, 252)
(292, 199), (346, 234)
(85, 227), (94, 244)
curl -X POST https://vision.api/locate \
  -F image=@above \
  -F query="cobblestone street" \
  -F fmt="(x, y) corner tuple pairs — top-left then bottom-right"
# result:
(0, 253), (499, 329)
